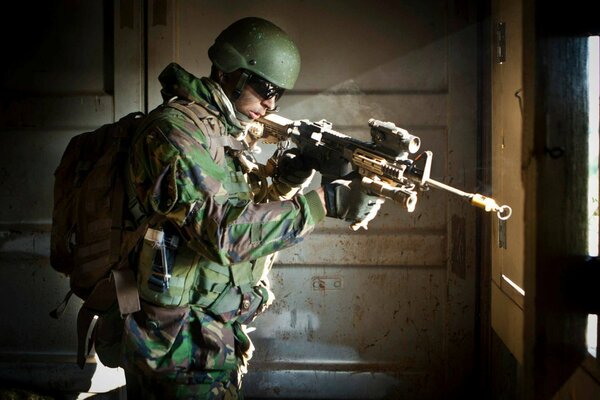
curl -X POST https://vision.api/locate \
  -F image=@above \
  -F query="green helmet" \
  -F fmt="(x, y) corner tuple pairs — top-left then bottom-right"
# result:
(208, 17), (301, 90)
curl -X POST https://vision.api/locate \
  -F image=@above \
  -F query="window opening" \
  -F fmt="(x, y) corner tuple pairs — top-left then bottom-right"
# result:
(586, 35), (599, 358)
(587, 35), (599, 257)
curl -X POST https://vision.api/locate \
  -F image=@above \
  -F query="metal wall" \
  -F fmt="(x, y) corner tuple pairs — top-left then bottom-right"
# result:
(0, 1), (480, 398)
(0, 1), (120, 396)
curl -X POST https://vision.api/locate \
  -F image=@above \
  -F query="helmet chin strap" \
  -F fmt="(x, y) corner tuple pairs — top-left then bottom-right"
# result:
(229, 70), (254, 123)
(231, 70), (250, 101)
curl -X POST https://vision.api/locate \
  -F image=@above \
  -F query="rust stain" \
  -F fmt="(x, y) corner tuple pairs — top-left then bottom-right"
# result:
(290, 308), (297, 328)
(451, 214), (466, 279)
(306, 316), (315, 341)
(352, 297), (364, 328)
(367, 273), (387, 284)
(277, 330), (291, 341)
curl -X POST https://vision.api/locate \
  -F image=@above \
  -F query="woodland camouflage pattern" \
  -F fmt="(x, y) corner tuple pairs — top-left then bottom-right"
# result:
(129, 63), (324, 262)
(122, 63), (325, 397)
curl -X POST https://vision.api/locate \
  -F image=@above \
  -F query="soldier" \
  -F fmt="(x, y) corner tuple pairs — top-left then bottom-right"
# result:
(122, 17), (382, 399)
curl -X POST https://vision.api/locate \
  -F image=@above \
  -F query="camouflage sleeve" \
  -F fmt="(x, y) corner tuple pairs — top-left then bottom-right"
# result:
(132, 112), (326, 266)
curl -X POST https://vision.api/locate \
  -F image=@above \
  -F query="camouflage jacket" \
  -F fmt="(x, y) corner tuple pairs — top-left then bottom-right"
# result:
(130, 64), (325, 312)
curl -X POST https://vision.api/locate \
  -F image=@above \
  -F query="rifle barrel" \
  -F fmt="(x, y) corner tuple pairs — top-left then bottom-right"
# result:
(425, 178), (512, 220)
(425, 178), (471, 198)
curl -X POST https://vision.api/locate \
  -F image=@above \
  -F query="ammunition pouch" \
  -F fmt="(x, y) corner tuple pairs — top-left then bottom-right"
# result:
(207, 284), (266, 324)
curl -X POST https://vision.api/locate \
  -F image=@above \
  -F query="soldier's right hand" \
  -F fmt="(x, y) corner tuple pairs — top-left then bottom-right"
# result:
(322, 174), (385, 230)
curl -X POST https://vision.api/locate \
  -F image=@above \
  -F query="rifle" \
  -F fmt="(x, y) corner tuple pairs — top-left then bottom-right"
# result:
(256, 114), (512, 225)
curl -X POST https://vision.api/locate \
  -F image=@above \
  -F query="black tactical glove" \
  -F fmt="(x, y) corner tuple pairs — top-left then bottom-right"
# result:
(323, 174), (385, 230)
(274, 148), (315, 187)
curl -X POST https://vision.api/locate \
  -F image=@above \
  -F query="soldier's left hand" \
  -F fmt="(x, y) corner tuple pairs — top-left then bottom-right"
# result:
(275, 148), (315, 188)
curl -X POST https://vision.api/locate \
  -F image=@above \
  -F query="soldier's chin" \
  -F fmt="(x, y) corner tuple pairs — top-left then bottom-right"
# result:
(248, 111), (262, 120)
(235, 109), (253, 123)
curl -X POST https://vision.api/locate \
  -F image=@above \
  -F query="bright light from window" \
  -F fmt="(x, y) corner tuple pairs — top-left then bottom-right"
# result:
(76, 353), (126, 400)
(587, 314), (598, 358)
(587, 36), (599, 359)
(588, 36), (599, 257)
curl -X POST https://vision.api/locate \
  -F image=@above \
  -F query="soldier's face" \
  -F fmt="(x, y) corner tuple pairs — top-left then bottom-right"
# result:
(218, 69), (277, 120)
(234, 85), (277, 120)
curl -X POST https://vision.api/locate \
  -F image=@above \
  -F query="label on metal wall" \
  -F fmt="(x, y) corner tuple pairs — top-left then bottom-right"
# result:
(312, 276), (343, 290)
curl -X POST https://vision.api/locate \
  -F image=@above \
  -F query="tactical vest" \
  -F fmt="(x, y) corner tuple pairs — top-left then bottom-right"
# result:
(132, 100), (273, 324)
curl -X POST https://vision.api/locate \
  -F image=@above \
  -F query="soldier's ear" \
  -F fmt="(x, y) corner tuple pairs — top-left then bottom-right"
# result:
(218, 70), (226, 83)
(210, 65), (226, 84)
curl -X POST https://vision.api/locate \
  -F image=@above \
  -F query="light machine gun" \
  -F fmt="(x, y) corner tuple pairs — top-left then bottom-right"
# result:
(256, 114), (512, 226)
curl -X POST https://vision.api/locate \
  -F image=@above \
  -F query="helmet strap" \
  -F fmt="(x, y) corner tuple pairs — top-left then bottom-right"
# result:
(230, 70), (254, 123)
(232, 70), (250, 101)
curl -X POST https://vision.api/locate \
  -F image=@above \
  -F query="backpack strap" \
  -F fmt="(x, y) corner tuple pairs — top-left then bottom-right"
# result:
(123, 108), (180, 225)
(75, 212), (164, 368)
(165, 100), (245, 153)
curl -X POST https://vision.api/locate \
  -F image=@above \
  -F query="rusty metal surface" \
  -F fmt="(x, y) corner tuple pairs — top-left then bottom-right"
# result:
(244, 370), (434, 399)
(241, 262), (446, 398)
(276, 233), (445, 266)
(254, 264), (446, 364)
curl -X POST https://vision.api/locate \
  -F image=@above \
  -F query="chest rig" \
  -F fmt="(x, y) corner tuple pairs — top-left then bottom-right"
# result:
(135, 99), (273, 324)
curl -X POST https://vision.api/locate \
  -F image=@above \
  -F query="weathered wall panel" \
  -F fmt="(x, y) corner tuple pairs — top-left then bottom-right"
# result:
(0, 0), (480, 398)
(156, 1), (479, 397)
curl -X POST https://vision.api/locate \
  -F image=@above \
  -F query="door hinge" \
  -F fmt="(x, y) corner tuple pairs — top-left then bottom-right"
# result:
(496, 22), (506, 64)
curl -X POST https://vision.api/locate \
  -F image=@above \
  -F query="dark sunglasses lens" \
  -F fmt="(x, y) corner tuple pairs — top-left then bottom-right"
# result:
(248, 75), (285, 100)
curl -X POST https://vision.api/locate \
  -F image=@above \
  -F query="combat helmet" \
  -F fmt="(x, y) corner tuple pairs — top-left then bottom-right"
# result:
(208, 17), (301, 91)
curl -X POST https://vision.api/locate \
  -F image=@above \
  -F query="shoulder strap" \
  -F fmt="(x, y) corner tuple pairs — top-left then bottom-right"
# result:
(75, 212), (165, 369)
(165, 101), (245, 152)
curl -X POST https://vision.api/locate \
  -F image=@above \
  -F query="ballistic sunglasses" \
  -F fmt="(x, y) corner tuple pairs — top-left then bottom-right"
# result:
(246, 73), (286, 101)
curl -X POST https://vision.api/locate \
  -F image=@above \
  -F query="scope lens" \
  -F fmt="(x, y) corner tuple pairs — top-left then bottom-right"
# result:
(408, 137), (420, 154)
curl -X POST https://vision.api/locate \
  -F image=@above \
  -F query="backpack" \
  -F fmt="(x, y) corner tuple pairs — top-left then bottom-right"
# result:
(50, 111), (151, 368)
(49, 101), (244, 369)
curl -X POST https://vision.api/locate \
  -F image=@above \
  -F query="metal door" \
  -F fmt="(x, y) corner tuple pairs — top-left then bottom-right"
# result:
(0, 1), (480, 398)
(0, 1), (142, 395)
